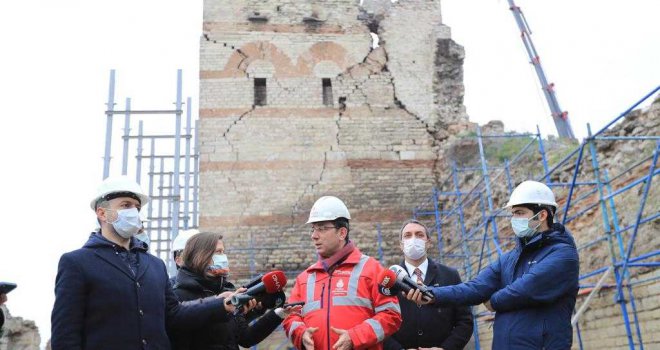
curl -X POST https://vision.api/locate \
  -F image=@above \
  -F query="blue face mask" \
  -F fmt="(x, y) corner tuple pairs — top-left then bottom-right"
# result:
(511, 212), (542, 238)
(207, 254), (230, 276)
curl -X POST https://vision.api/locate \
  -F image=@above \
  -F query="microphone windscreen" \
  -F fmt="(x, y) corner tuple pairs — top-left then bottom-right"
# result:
(262, 270), (287, 293)
(377, 269), (398, 289)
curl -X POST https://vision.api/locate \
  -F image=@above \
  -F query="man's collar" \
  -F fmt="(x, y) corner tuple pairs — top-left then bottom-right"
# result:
(404, 258), (429, 277)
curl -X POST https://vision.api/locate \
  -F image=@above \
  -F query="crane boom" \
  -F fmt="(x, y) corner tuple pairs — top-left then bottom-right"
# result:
(508, 0), (576, 139)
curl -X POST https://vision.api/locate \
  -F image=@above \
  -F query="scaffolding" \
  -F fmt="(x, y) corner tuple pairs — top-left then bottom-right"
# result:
(101, 69), (200, 271)
(411, 86), (659, 349)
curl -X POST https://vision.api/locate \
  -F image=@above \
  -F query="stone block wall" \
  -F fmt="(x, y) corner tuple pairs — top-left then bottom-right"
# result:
(571, 268), (660, 348)
(0, 306), (40, 350)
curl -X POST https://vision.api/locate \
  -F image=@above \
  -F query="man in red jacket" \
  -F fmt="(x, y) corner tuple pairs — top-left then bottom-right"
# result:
(283, 196), (402, 350)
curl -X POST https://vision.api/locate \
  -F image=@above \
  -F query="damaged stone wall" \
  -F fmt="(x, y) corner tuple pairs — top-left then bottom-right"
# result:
(0, 306), (40, 350)
(198, 0), (467, 278)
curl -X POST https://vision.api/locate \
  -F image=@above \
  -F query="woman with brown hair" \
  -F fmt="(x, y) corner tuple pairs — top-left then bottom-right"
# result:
(170, 231), (300, 350)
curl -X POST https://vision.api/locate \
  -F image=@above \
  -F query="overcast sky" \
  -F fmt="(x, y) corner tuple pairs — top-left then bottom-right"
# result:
(0, 0), (658, 347)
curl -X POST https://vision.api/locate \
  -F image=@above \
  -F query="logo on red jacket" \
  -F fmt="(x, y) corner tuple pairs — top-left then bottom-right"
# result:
(332, 279), (347, 296)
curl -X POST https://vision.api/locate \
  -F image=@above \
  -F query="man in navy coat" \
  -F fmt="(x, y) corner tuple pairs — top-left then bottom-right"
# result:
(405, 181), (579, 350)
(51, 176), (246, 350)
(383, 220), (473, 350)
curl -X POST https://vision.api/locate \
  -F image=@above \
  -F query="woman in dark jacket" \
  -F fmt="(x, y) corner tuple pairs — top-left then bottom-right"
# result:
(170, 232), (300, 350)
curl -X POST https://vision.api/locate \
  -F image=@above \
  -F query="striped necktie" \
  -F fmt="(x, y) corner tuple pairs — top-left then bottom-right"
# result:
(413, 268), (424, 285)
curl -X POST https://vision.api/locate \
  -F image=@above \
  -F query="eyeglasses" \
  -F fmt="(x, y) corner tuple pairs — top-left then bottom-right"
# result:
(310, 225), (337, 234)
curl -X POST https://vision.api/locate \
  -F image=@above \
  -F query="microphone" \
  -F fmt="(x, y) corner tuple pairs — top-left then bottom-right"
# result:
(242, 274), (264, 290)
(377, 269), (404, 296)
(231, 270), (287, 306)
(388, 265), (435, 300)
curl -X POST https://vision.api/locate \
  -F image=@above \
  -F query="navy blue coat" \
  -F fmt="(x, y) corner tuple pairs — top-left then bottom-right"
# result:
(430, 223), (579, 350)
(51, 233), (229, 350)
(384, 259), (473, 350)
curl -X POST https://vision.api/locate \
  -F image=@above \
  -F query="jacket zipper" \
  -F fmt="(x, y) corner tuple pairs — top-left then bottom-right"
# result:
(326, 275), (332, 350)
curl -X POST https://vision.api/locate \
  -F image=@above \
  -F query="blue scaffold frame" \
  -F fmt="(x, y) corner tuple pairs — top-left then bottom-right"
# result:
(411, 85), (660, 350)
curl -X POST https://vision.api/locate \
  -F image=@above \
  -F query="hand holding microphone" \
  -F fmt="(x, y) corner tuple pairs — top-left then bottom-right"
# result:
(222, 288), (257, 314)
(377, 266), (434, 304)
(230, 270), (287, 311)
(389, 265), (435, 300)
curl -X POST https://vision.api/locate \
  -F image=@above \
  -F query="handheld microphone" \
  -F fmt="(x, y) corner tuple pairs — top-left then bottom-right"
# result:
(231, 270), (287, 306)
(242, 274), (264, 290)
(377, 269), (405, 296)
(388, 265), (435, 300)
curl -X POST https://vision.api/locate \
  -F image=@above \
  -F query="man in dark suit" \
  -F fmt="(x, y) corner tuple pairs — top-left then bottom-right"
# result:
(383, 220), (473, 350)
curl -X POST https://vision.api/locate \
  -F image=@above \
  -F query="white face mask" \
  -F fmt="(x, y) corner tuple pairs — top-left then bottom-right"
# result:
(403, 237), (427, 260)
(511, 212), (542, 238)
(107, 208), (142, 239)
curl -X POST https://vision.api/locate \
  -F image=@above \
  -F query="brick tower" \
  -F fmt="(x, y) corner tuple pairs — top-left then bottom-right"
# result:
(198, 0), (467, 280)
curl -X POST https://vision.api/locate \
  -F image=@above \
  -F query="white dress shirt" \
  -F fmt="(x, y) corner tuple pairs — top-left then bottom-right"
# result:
(405, 258), (429, 282)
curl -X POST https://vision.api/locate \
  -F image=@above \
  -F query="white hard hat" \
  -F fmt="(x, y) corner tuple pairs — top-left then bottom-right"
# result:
(172, 228), (199, 252)
(307, 196), (351, 224)
(504, 180), (558, 209)
(90, 175), (150, 210)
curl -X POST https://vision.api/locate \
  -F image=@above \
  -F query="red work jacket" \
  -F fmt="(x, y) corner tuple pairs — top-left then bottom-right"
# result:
(283, 248), (402, 350)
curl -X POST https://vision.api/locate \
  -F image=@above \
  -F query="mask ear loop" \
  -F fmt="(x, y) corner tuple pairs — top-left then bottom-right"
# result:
(103, 208), (118, 224)
(528, 211), (543, 232)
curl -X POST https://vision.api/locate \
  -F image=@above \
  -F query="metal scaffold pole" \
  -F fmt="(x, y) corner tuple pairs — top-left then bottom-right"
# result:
(170, 69), (183, 272)
(100, 69), (199, 268)
(103, 70), (116, 179)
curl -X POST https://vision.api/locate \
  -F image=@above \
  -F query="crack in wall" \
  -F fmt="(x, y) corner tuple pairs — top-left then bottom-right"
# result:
(289, 105), (343, 225)
(223, 107), (254, 225)
(391, 79), (443, 184)
(346, 44), (444, 185)
(223, 107), (254, 157)
(236, 49), (250, 72)
(290, 150), (330, 226)
(366, 43), (444, 183)
(286, 36), (447, 220)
